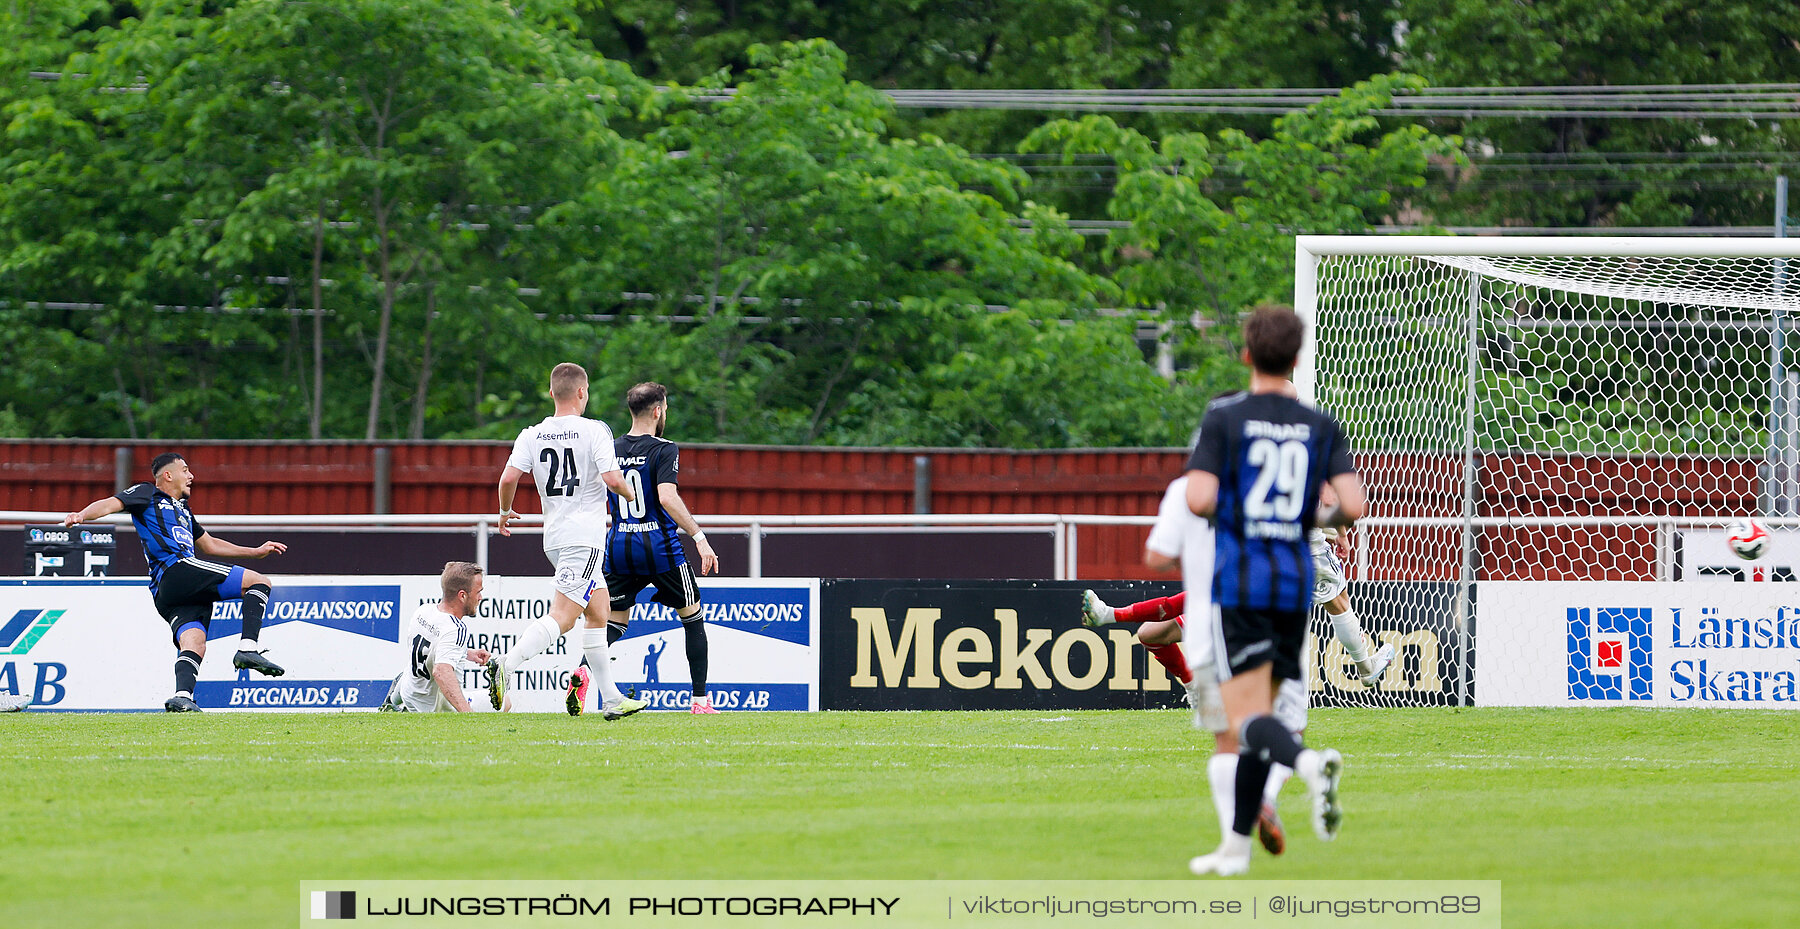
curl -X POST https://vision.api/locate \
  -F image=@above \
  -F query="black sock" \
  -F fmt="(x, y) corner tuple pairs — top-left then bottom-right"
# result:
(683, 617), (709, 697)
(175, 650), (201, 694)
(241, 583), (271, 646)
(1242, 714), (1305, 769)
(1232, 751), (1271, 836)
(607, 622), (627, 646)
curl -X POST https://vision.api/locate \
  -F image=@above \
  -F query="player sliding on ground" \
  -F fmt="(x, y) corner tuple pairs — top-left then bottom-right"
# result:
(64, 452), (287, 712)
(384, 562), (493, 712)
(490, 362), (646, 720)
(1186, 305), (1365, 877)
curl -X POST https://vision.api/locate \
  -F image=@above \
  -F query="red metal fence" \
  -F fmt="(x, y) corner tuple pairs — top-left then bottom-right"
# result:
(0, 441), (1763, 581)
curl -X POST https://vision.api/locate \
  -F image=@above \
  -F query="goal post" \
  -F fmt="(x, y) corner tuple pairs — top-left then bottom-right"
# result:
(1294, 235), (1800, 710)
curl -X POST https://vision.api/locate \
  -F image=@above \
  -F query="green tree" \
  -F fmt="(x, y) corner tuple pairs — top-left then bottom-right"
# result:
(125, 0), (647, 439)
(541, 40), (1129, 445)
(1398, 0), (1800, 228)
(1023, 74), (1462, 377)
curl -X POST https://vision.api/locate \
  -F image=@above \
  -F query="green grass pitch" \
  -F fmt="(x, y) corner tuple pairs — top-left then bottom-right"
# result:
(3, 707), (1795, 928)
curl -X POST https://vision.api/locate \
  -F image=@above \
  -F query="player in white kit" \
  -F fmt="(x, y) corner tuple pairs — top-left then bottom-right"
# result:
(390, 561), (492, 712)
(490, 362), (646, 720)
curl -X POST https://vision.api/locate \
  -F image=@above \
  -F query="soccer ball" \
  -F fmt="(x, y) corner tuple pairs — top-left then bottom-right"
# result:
(1725, 518), (1770, 561)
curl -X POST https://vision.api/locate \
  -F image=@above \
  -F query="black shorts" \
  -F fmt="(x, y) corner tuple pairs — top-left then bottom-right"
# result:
(1212, 605), (1308, 683)
(605, 562), (701, 615)
(152, 559), (243, 645)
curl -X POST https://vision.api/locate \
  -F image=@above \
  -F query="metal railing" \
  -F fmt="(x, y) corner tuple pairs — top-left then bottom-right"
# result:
(0, 511), (1115, 579)
(3, 510), (1774, 581)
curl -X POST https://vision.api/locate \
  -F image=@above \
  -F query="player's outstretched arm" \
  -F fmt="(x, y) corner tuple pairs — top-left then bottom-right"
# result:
(197, 533), (287, 559)
(658, 483), (718, 575)
(432, 662), (474, 712)
(62, 496), (124, 527)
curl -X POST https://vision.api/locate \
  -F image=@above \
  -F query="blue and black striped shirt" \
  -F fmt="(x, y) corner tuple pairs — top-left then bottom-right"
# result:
(1187, 392), (1355, 614)
(606, 434), (688, 577)
(114, 483), (205, 591)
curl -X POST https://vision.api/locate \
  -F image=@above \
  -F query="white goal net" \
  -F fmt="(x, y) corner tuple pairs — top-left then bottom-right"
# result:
(1296, 236), (1800, 709)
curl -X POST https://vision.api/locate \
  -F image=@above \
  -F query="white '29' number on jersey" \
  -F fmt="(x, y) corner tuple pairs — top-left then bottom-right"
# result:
(618, 470), (647, 519)
(1244, 438), (1308, 521)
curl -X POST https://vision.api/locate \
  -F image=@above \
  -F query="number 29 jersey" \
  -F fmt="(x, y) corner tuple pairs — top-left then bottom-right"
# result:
(1186, 392), (1355, 614)
(507, 414), (621, 552)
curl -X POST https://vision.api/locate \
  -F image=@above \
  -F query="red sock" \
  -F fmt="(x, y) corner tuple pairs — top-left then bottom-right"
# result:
(1147, 642), (1192, 683)
(1115, 592), (1185, 624)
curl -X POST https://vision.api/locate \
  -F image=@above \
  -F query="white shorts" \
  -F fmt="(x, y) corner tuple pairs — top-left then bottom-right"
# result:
(548, 546), (606, 606)
(1311, 537), (1348, 605)
(1190, 664), (1308, 735)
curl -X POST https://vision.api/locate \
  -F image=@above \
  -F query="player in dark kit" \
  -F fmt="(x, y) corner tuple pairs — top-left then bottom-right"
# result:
(590, 382), (721, 714)
(1184, 305), (1367, 876)
(63, 452), (289, 711)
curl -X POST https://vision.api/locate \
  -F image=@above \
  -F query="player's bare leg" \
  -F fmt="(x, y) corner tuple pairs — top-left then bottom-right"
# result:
(1136, 617), (1197, 702)
(1082, 591), (1192, 699)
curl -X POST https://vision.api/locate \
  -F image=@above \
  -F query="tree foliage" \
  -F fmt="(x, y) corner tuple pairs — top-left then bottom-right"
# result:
(9, 1), (1761, 448)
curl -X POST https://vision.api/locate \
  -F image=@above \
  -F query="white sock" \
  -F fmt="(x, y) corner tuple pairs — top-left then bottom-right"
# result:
(581, 627), (625, 705)
(1206, 753), (1238, 841)
(238, 639), (258, 651)
(1264, 762), (1293, 806)
(503, 616), (560, 674)
(692, 692), (710, 706)
(1295, 748), (1324, 787)
(1330, 609), (1372, 665)
(176, 690), (193, 699)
